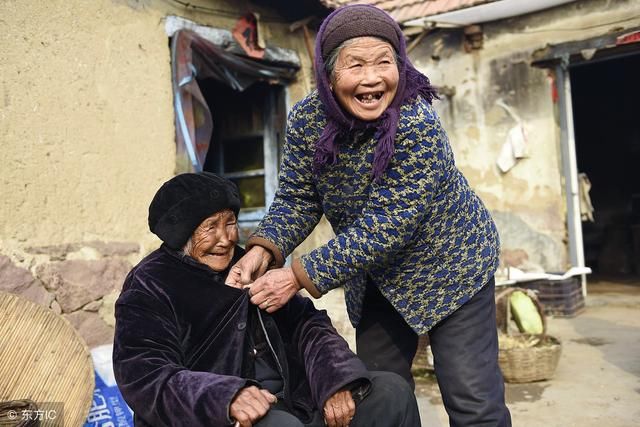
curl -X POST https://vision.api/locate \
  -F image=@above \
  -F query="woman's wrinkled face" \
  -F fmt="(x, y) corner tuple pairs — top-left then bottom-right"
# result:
(331, 37), (399, 121)
(188, 209), (238, 272)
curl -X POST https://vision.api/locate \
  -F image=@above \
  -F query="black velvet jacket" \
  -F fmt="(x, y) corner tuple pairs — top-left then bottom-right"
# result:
(113, 245), (370, 427)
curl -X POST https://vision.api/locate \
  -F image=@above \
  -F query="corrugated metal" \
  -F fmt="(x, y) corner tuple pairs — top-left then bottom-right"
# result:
(318, 0), (499, 23)
(0, 292), (94, 427)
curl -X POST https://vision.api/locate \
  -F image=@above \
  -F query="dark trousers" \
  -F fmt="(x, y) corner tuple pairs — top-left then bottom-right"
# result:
(356, 278), (512, 427)
(356, 281), (420, 389)
(254, 371), (421, 427)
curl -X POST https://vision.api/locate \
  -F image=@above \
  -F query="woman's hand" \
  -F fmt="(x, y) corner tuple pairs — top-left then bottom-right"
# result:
(247, 267), (301, 313)
(229, 386), (277, 427)
(225, 246), (273, 288)
(323, 389), (356, 427)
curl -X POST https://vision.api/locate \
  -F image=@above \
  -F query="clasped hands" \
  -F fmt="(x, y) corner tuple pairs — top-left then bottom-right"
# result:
(230, 386), (355, 427)
(226, 247), (355, 426)
(225, 246), (301, 313)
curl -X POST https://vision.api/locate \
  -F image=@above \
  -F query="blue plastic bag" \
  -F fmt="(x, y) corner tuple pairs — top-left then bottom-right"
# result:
(84, 345), (133, 427)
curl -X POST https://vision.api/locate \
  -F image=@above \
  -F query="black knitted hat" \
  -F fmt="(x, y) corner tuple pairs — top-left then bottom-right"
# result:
(319, 4), (401, 60)
(148, 172), (241, 249)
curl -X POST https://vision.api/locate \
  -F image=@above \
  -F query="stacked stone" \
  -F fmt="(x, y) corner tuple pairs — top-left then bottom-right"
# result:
(0, 241), (139, 348)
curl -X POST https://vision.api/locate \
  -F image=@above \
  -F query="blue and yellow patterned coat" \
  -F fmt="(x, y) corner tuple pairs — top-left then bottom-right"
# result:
(248, 91), (500, 334)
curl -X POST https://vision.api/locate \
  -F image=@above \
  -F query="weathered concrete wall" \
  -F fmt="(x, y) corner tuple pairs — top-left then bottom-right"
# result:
(0, 0), (312, 250)
(0, 0), (314, 347)
(407, 0), (640, 273)
(1, 0), (175, 250)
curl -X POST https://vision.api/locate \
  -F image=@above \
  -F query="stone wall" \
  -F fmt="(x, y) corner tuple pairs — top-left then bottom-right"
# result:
(0, 241), (142, 347)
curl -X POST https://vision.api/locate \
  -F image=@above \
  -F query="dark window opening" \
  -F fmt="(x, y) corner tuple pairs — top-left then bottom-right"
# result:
(200, 80), (276, 210)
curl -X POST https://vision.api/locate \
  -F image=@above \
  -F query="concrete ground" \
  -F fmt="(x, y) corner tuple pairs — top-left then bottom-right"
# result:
(415, 278), (640, 427)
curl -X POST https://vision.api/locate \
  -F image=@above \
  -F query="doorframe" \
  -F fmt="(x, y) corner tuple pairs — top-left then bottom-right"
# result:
(554, 57), (587, 297)
(533, 28), (640, 297)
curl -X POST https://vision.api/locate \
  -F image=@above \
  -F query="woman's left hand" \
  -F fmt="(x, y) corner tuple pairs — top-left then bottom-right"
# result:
(323, 389), (355, 427)
(246, 267), (301, 313)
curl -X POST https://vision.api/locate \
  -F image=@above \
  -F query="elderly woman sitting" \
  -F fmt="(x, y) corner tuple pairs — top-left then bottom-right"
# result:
(112, 172), (420, 427)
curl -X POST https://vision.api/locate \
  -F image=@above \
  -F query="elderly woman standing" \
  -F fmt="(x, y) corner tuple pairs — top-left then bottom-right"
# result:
(227, 4), (511, 426)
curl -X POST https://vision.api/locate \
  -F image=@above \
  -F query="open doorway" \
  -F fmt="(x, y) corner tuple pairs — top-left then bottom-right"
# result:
(570, 53), (640, 280)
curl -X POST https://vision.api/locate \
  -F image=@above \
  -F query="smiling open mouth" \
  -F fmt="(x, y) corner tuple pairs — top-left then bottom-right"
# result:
(356, 92), (383, 103)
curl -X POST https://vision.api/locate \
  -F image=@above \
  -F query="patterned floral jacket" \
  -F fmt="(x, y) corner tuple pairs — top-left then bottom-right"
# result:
(248, 91), (500, 334)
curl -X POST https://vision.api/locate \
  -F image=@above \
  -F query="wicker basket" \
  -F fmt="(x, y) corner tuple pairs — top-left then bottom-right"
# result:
(495, 287), (562, 383)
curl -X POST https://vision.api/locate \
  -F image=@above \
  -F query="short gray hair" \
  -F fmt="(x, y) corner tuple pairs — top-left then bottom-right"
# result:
(325, 39), (356, 79)
(182, 237), (193, 258)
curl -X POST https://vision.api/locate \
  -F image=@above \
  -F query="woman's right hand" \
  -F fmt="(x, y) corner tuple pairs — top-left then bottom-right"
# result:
(225, 246), (273, 288)
(229, 386), (277, 427)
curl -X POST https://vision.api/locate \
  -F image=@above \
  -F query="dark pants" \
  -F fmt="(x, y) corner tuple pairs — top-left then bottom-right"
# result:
(254, 371), (421, 427)
(356, 278), (512, 427)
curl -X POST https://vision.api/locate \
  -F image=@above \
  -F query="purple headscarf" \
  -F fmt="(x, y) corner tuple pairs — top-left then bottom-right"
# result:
(313, 4), (438, 182)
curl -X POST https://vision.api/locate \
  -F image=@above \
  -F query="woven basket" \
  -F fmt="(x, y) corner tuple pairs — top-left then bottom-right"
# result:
(0, 291), (94, 426)
(495, 287), (562, 383)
